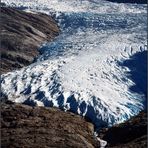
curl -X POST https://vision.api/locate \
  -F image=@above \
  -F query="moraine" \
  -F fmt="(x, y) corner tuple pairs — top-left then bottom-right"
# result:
(1, 0), (147, 128)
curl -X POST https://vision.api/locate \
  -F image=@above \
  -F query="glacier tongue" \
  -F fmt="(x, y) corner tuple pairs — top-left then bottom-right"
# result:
(1, 0), (147, 128)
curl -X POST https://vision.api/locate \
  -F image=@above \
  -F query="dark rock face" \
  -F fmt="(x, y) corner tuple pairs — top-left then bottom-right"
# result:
(1, 7), (60, 74)
(98, 111), (147, 148)
(1, 102), (100, 148)
(1, 5), (147, 148)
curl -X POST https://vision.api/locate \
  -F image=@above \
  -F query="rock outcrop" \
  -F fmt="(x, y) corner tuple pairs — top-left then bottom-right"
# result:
(98, 111), (147, 148)
(1, 7), (59, 74)
(1, 101), (100, 148)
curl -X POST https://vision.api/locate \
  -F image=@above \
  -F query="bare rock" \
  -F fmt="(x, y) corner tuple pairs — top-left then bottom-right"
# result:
(0, 7), (60, 74)
(1, 102), (100, 148)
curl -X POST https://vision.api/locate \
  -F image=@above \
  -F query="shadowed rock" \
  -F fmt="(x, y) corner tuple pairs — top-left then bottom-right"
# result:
(98, 111), (147, 148)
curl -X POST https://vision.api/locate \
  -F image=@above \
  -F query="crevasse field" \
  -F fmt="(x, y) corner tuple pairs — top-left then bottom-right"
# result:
(1, 0), (147, 128)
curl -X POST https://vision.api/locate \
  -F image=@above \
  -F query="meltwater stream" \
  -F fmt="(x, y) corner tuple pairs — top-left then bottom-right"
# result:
(1, 0), (147, 128)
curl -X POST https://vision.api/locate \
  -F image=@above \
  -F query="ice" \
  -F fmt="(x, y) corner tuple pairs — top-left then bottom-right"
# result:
(1, 0), (147, 128)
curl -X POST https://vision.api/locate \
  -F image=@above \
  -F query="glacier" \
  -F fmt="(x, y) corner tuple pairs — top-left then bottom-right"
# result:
(1, 0), (147, 128)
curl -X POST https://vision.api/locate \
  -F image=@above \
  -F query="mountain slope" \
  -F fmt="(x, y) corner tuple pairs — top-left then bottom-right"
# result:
(1, 7), (59, 74)
(1, 101), (100, 148)
(1, 0), (147, 129)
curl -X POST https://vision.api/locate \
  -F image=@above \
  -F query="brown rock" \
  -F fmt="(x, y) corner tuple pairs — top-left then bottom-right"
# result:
(1, 102), (100, 148)
(98, 111), (147, 148)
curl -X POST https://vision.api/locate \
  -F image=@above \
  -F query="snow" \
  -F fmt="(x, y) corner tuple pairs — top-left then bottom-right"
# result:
(97, 138), (107, 148)
(1, 0), (147, 128)
(94, 132), (107, 147)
